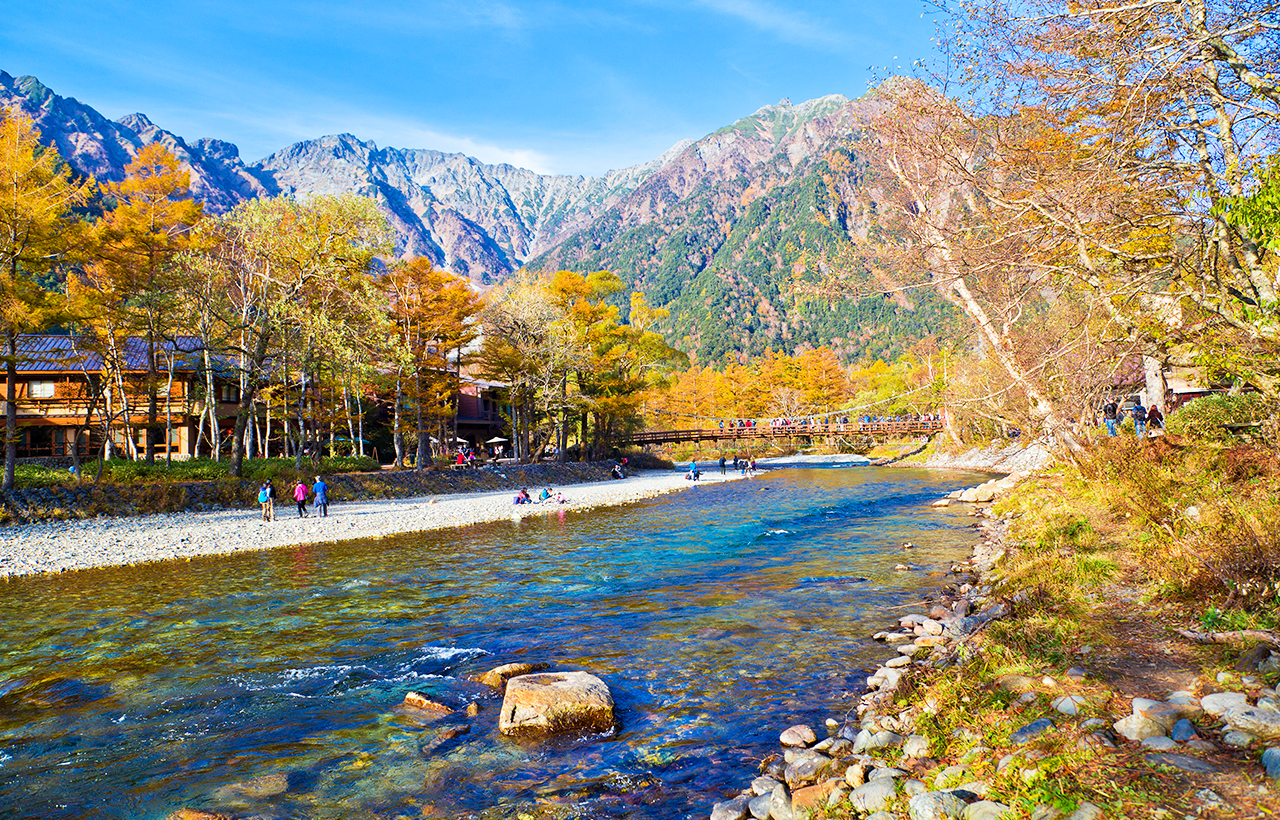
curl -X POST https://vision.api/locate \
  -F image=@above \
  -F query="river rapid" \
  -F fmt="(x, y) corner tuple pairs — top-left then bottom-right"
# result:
(0, 466), (988, 820)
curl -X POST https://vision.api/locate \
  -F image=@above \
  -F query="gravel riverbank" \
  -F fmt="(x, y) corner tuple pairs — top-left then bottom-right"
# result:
(0, 469), (744, 578)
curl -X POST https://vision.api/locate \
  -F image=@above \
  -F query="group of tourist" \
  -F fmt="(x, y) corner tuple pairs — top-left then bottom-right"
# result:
(257, 476), (329, 521)
(513, 486), (567, 505)
(715, 413), (943, 430)
(1100, 398), (1165, 437)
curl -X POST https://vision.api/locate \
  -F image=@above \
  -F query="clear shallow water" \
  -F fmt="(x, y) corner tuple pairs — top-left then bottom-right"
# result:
(0, 466), (986, 820)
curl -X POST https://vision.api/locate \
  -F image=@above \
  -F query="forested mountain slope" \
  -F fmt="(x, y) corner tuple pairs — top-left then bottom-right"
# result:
(0, 70), (958, 363)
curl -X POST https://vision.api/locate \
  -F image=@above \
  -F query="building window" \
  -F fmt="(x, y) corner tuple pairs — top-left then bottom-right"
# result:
(28, 380), (55, 398)
(220, 384), (239, 403)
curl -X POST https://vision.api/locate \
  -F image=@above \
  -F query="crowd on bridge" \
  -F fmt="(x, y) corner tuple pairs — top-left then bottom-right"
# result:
(716, 412), (944, 432)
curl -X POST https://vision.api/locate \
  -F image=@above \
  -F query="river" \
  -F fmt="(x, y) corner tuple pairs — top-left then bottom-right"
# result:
(0, 465), (987, 819)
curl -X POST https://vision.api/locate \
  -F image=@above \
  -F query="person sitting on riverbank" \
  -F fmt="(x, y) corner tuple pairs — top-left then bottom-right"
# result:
(612, 463), (625, 480)
(538, 487), (552, 503)
(514, 487), (532, 504)
(686, 460), (700, 481)
(556, 491), (567, 504)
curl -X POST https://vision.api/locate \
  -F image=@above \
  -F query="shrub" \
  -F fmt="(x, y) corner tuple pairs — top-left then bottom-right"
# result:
(1166, 393), (1271, 442)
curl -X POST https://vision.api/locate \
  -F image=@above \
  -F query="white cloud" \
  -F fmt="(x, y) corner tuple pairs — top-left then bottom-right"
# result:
(693, 0), (846, 46)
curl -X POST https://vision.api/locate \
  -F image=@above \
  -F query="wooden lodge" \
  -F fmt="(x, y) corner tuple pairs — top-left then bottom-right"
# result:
(4, 335), (208, 460)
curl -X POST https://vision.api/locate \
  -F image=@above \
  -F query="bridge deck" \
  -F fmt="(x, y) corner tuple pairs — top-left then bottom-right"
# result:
(623, 421), (944, 446)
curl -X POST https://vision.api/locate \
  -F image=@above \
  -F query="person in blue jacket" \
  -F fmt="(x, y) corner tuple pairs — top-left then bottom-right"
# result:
(312, 476), (329, 517)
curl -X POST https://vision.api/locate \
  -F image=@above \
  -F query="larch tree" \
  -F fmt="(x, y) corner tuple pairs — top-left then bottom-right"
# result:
(85, 143), (203, 463)
(0, 112), (92, 490)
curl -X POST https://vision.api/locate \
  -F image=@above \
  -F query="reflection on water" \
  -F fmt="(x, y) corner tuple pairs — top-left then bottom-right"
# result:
(0, 467), (986, 819)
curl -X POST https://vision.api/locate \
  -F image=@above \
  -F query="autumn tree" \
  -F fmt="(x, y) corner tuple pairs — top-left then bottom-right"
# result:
(191, 194), (392, 477)
(79, 143), (203, 462)
(841, 1), (1280, 455)
(384, 257), (481, 468)
(0, 112), (92, 490)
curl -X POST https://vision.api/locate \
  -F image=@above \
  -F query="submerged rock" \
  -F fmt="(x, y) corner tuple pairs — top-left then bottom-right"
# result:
(403, 691), (453, 715)
(498, 670), (615, 735)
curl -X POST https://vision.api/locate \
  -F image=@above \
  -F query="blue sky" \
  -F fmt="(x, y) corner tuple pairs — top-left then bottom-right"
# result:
(6, 1), (937, 175)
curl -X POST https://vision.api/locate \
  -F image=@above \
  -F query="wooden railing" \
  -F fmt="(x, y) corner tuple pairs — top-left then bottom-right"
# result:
(621, 420), (944, 446)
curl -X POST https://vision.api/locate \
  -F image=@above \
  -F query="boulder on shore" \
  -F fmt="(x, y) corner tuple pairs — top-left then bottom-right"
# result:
(498, 671), (615, 735)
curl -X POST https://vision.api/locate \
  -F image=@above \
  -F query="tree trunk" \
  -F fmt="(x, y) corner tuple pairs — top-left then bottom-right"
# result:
(3, 328), (17, 492)
(393, 375), (404, 468)
(145, 333), (158, 464)
(230, 328), (271, 478)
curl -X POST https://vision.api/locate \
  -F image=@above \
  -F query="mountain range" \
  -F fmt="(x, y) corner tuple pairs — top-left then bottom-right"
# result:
(0, 70), (956, 364)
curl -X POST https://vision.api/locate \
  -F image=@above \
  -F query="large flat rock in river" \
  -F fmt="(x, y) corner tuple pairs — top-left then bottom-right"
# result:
(498, 671), (615, 735)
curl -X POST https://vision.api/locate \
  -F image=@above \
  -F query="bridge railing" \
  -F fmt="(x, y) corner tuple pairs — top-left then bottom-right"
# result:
(622, 420), (944, 445)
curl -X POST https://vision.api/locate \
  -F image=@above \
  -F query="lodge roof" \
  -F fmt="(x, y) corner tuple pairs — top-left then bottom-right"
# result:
(15, 335), (204, 374)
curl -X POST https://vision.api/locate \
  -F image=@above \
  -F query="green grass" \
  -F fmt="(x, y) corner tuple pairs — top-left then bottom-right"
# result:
(13, 456), (380, 490)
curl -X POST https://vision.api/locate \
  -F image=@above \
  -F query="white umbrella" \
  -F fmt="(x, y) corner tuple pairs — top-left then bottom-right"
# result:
(485, 436), (508, 443)
(454, 437), (469, 443)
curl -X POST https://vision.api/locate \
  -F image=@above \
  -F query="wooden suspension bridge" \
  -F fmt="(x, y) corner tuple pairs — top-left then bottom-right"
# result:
(620, 419), (945, 447)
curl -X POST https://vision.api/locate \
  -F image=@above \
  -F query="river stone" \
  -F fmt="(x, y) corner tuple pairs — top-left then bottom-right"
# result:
(403, 691), (453, 715)
(1144, 752), (1220, 774)
(903, 734), (931, 758)
(780, 724), (817, 747)
(711, 795), (750, 820)
(1170, 719), (1198, 742)
(167, 812), (235, 820)
(498, 671), (614, 735)
(849, 778), (897, 813)
(770, 784), (795, 820)
(1223, 706), (1280, 739)
(1200, 691), (1248, 716)
(973, 487), (997, 503)
(997, 674), (1036, 694)
(909, 790), (969, 820)
(477, 661), (550, 689)
(748, 793), (772, 819)
(885, 655), (912, 668)
(1113, 714), (1164, 742)
(1136, 702), (1189, 729)
(922, 619), (945, 635)
(791, 779), (839, 814)
(1140, 736), (1177, 750)
(1011, 718), (1056, 744)
(1263, 747), (1280, 781)
(784, 753), (831, 787)
(870, 767), (907, 780)
(932, 499), (952, 507)
(211, 772), (292, 801)
(963, 802), (1011, 820)
(1224, 730), (1257, 747)
(752, 776), (781, 796)
(1051, 695), (1086, 716)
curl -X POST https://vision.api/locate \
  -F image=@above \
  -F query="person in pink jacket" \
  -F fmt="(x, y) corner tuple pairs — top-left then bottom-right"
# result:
(293, 479), (309, 518)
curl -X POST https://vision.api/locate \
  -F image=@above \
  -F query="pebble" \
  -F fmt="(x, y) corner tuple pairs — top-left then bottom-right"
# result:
(1170, 719), (1198, 742)
(1263, 747), (1280, 781)
(963, 801), (1011, 820)
(908, 790), (968, 820)
(1113, 714), (1165, 742)
(779, 724), (816, 747)
(1200, 691), (1247, 716)
(1224, 730), (1257, 748)
(1051, 695), (1086, 716)
(1140, 736), (1177, 750)
(1010, 718), (1055, 744)
(848, 778), (896, 813)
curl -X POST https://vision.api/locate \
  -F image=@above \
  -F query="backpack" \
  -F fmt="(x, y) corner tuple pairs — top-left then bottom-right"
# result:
(257, 489), (268, 504)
